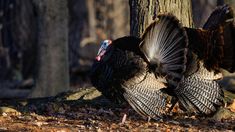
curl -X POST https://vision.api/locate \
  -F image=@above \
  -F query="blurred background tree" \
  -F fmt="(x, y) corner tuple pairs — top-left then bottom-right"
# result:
(30, 0), (69, 97)
(0, 0), (234, 98)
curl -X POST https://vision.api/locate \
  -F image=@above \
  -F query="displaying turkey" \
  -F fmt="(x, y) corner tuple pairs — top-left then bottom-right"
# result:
(90, 15), (188, 120)
(90, 4), (235, 120)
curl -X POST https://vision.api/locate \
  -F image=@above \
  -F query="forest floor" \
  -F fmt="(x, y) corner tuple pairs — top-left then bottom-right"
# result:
(0, 87), (235, 132)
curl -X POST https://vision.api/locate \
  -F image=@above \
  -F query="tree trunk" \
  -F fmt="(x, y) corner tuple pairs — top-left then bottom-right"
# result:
(30, 0), (69, 97)
(109, 0), (130, 39)
(86, 0), (97, 43)
(130, 0), (193, 37)
(13, 0), (37, 80)
(95, 0), (130, 41)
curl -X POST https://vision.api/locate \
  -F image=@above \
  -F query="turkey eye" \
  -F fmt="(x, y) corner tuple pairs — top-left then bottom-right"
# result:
(106, 43), (109, 47)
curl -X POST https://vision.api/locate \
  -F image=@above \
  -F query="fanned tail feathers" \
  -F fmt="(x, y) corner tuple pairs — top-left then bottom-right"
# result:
(140, 14), (188, 88)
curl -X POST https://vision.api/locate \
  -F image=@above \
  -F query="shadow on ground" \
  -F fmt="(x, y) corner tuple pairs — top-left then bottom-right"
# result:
(0, 87), (235, 131)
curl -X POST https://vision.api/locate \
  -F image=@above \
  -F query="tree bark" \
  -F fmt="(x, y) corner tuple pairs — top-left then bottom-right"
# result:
(130, 0), (193, 37)
(110, 0), (130, 39)
(94, 0), (130, 41)
(13, 0), (37, 80)
(87, 0), (97, 43)
(30, 0), (69, 97)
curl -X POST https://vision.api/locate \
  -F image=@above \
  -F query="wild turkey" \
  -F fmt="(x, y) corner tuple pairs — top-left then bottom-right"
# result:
(90, 15), (188, 120)
(90, 5), (235, 119)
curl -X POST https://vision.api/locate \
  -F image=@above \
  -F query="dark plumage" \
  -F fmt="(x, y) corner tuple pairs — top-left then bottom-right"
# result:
(90, 4), (235, 119)
(90, 15), (188, 119)
(90, 37), (144, 105)
(90, 36), (168, 118)
(174, 4), (235, 114)
(185, 5), (235, 73)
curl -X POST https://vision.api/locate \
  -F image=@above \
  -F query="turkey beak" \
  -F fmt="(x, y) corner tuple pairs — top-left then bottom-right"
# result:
(97, 47), (104, 56)
(96, 47), (106, 61)
(96, 40), (112, 61)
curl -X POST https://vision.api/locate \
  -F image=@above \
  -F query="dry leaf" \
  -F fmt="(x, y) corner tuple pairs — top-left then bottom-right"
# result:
(228, 99), (235, 112)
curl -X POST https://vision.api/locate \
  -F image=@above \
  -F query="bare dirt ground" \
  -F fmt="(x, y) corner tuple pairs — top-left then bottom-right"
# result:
(0, 87), (235, 132)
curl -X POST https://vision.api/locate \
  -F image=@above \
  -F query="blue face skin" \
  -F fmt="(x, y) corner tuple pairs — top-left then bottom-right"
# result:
(96, 40), (112, 61)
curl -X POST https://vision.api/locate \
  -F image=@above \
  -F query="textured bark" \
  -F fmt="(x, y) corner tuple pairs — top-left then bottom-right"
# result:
(110, 0), (130, 39)
(0, 0), (36, 92)
(13, 0), (37, 80)
(30, 0), (69, 97)
(0, 0), (13, 80)
(87, 0), (97, 42)
(95, 0), (130, 40)
(130, 0), (193, 37)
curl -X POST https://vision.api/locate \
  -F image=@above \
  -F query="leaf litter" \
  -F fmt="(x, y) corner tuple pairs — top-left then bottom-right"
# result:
(0, 88), (234, 131)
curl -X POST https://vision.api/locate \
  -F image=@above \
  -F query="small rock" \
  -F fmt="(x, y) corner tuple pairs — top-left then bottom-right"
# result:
(0, 127), (7, 131)
(58, 107), (66, 114)
(0, 107), (21, 115)
(83, 89), (102, 100)
(212, 108), (235, 120)
(168, 120), (180, 125)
